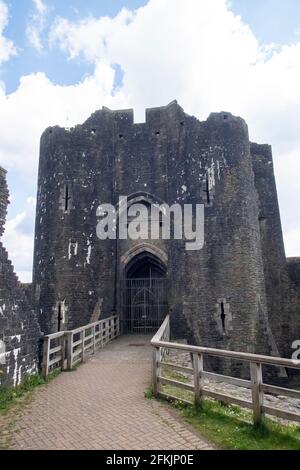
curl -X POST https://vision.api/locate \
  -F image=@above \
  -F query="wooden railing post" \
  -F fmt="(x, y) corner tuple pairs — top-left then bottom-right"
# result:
(92, 325), (96, 354)
(66, 332), (73, 370)
(81, 330), (85, 363)
(116, 316), (120, 337)
(193, 353), (204, 406)
(250, 362), (264, 425)
(150, 316), (300, 425)
(100, 322), (104, 349)
(152, 346), (160, 397)
(60, 334), (66, 371)
(42, 336), (50, 378)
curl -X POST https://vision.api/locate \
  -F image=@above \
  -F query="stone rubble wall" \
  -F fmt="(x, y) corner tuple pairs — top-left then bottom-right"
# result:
(0, 167), (41, 387)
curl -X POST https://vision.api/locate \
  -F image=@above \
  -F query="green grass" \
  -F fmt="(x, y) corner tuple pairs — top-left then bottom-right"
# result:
(0, 370), (60, 414)
(181, 400), (300, 450)
(161, 367), (190, 384)
(144, 385), (154, 400)
(155, 375), (300, 450)
(0, 369), (63, 449)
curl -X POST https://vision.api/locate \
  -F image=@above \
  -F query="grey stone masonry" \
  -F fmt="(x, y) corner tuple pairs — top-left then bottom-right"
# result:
(32, 101), (299, 378)
(0, 167), (41, 387)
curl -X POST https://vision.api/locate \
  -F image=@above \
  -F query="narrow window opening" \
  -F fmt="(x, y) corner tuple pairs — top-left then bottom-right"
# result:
(206, 174), (210, 205)
(64, 185), (71, 212)
(155, 131), (160, 136)
(57, 302), (62, 332)
(220, 302), (226, 333)
(119, 134), (124, 139)
(223, 114), (228, 120)
(180, 121), (185, 126)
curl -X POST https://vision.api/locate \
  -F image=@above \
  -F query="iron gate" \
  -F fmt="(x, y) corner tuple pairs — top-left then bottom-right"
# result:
(121, 278), (168, 333)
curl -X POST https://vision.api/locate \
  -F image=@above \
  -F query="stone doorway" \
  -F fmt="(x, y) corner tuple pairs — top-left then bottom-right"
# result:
(121, 252), (168, 333)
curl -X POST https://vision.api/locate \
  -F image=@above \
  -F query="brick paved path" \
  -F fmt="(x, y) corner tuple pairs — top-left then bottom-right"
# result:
(11, 335), (213, 450)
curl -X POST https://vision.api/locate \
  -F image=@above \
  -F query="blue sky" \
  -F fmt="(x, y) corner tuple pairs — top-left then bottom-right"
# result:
(3, 1), (147, 93)
(2, 0), (300, 97)
(0, 0), (300, 281)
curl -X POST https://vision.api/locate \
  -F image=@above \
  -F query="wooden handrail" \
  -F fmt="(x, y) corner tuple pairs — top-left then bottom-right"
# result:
(42, 315), (120, 378)
(151, 339), (300, 369)
(151, 315), (300, 425)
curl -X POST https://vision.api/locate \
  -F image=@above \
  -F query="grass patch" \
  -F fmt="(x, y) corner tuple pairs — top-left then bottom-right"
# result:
(0, 370), (60, 414)
(155, 380), (300, 450)
(161, 367), (190, 384)
(144, 385), (154, 400)
(161, 384), (195, 403)
(0, 370), (62, 449)
(182, 400), (300, 450)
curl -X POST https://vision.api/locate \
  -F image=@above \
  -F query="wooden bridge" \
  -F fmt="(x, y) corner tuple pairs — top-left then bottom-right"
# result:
(9, 315), (300, 450)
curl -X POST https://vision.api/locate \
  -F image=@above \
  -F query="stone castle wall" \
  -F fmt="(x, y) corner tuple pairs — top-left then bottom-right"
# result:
(0, 167), (41, 387)
(31, 101), (300, 378)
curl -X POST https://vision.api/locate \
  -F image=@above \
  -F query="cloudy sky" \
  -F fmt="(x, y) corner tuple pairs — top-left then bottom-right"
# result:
(0, 0), (299, 282)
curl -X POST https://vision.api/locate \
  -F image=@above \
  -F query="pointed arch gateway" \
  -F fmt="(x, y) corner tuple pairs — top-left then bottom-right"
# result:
(121, 245), (168, 333)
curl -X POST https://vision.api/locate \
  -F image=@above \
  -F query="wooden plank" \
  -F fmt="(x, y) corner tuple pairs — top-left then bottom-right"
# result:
(83, 334), (93, 342)
(159, 362), (194, 374)
(194, 353), (203, 405)
(60, 334), (66, 371)
(45, 332), (65, 341)
(158, 376), (194, 392)
(81, 331), (85, 362)
(152, 347), (160, 397)
(41, 336), (50, 378)
(92, 325), (96, 355)
(49, 355), (62, 367)
(66, 332), (73, 369)
(84, 341), (93, 351)
(72, 357), (81, 366)
(151, 316), (170, 343)
(49, 346), (61, 355)
(70, 315), (118, 335)
(250, 362), (264, 425)
(202, 389), (253, 410)
(151, 339), (300, 370)
(42, 315), (120, 373)
(159, 392), (193, 406)
(73, 348), (82, 357)
(262, 405), (300, 423)
(261, 384), (300, 400)
(202, 371), (252, 389)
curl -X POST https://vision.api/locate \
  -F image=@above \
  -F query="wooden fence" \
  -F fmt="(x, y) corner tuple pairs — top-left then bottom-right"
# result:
(151, 315), (300, 425)
(42, 316), (120, 378)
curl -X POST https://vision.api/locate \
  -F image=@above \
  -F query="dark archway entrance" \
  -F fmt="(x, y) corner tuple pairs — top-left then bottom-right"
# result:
(122, 252), (168, 333)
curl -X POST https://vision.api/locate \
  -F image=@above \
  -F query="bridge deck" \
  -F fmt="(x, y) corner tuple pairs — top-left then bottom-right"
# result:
(10, 335), (212, 450)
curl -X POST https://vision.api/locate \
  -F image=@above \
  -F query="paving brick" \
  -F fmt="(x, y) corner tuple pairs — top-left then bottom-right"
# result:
(10, 335), (213, 450)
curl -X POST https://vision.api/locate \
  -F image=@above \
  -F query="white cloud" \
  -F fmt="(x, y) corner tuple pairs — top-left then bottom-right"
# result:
(48, 0), (300, 251)
(26, 0), (48, 52)
(0, 1), (16, 64)
(49, 8), (134, 63)
(0, 65), (129, 280)
(0, 64), (129, 177)
(2, 197), (36, 283)
(1, 0), (300, 280)
(284, 229), (300, 258)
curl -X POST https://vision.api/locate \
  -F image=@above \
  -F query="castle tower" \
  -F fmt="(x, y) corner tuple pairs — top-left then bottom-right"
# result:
(32, 101), (297, 375)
